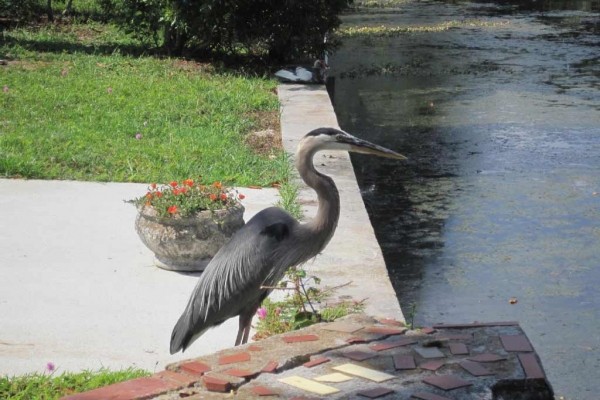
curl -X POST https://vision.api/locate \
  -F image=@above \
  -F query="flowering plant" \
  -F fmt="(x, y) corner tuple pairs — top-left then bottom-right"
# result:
(133, 178), (245, 219)
(252, 267), (365, 341)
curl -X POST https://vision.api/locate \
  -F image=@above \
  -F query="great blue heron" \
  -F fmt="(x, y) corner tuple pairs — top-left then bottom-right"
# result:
(170, 127), (406, 353)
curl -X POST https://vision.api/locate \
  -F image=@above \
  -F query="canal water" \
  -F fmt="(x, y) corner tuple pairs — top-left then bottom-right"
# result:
(329, 1), (599, 398)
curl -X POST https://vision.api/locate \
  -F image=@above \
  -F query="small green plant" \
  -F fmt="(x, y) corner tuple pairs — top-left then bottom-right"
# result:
(131, 178), (244, 218)
(277, 180), (303, 220)
(406, 302), (417, 330)
(253, 267), (365, 340)
(0, 366), (149, 400)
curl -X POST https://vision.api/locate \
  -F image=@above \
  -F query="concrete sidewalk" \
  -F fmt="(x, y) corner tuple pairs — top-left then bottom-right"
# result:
(0, 179), (279, 375)
(0, 85), (402, 376)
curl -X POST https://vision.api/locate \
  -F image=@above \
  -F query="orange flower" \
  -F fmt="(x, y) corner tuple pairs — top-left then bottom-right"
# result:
(155, 191), (163, 198)
(209, 193), (217, 201)
(183, 179), (194, 187)
(220, 193), (228, 201)
(167, 205), (178, 214)
(150, 183), (157, 189)
(238, 193), (246, 200)
(169, 181), (178, 188)
(145, 192), (153, 200)
(212, 181), (222, 189)
(173, 188), (181, 195)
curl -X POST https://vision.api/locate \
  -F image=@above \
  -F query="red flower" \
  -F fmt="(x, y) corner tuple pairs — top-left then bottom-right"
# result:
(172, 188), (181, 195)
(220, 193), (228, 201)
(180, 187), (188, 194)
(238, 193), (246, 200)
(183, 179), (194, 187)
(167, 205), (178, 214)
(209, 193), (217, 201)
(150, 183), (157, 189)
(145, 192), (153, 200)
(169, 181), (178, 188)
(155, 191), (163, 198)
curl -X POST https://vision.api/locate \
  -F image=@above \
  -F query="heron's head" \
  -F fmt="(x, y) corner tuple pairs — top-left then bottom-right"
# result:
(301, 127), (407, 160)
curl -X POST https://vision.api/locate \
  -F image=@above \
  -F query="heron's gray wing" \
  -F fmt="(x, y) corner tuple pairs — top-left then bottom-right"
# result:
(170, 207), (298, 353)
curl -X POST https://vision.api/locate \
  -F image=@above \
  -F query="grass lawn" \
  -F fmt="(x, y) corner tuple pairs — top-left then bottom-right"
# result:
(0, 367), (149, 400)
(0, 21), (286, 186)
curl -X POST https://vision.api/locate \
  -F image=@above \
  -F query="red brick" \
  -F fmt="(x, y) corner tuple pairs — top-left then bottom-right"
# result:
(261, 360), (279, 373)
(179, 361), (211, 376)
(460, 361), (494, 376)
(282, 334), (319, 343)
(423, 375), (472, 391)
(223, 368), (257, 378)
(377, 318), (405, 327)
(303, 357), (330, 368)
(357, 387), (394, 398)
(500, 335), (533, 352)
(370, 337), (417, 351)
(419, 360), (445, 371)
(218, 351), (251, 365)
(343, 350), (376, 361)
(448, 342), (469, 355)
(365, 326), (406, 335)
(153, 370), (198, 388)
(518, 353), (545, 379)
(251, 385), (279, 396)
(393, 355), (416, 370)
(203, 375), (231, 392)
(248, 345), (263, 352)
(346, 336), (367, 344)
(60, 377), (174, 400)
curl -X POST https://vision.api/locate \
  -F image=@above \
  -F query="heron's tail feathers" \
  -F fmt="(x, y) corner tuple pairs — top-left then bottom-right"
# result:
(170, 311), (207, 354)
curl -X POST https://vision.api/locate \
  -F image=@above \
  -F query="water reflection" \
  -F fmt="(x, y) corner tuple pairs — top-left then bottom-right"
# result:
(330, 1), (599, 397)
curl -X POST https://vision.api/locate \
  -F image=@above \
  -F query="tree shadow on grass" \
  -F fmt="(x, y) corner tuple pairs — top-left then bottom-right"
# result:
(0, 34), (156, 59)
(0, 23), (297, 79)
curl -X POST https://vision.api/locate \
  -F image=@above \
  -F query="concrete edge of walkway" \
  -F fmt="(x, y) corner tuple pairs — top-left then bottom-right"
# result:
(277, 84), (404, 321)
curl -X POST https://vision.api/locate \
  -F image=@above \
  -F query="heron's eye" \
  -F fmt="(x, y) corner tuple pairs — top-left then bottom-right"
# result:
(335, 134), (344, 141)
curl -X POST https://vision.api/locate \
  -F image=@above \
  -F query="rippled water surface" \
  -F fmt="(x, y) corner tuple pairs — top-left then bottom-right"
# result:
(330, 1), (599, 398)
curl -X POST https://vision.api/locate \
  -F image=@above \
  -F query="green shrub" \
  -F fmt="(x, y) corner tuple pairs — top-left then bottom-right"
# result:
(102, 0), (352, 61)
(0, 0), (43, 22)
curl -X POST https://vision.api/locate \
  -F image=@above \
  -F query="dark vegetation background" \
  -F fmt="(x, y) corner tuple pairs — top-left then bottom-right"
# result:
(0, 0), (353, 63)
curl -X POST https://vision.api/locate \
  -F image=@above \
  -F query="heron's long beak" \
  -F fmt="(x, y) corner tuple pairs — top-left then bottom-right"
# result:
(343, 136), (407, 160)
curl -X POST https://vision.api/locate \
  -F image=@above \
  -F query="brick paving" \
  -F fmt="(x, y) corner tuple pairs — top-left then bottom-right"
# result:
(61, 314), (554, 399)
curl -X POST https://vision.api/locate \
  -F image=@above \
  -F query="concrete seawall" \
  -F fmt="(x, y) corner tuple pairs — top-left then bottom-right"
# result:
(278, 84), (403, 321)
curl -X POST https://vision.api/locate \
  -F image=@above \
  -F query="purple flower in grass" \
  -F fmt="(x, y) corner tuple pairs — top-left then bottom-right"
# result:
(257, 307), (267, 320)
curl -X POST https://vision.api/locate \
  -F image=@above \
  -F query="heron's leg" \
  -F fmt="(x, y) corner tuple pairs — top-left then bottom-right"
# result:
(241, 323), (251, 345)
(235, 317), (246, 346)
(235, 304), (259, 346)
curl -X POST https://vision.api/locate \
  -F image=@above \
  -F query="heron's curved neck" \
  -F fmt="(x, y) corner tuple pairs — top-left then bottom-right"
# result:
(295, 146), (340, 243)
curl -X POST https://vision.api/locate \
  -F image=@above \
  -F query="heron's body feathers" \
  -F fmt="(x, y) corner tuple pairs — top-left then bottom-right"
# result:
(170, 207), (320, 353)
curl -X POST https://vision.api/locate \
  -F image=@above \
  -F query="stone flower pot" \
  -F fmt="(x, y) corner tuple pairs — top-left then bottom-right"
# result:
(135, 203), (245, 272)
